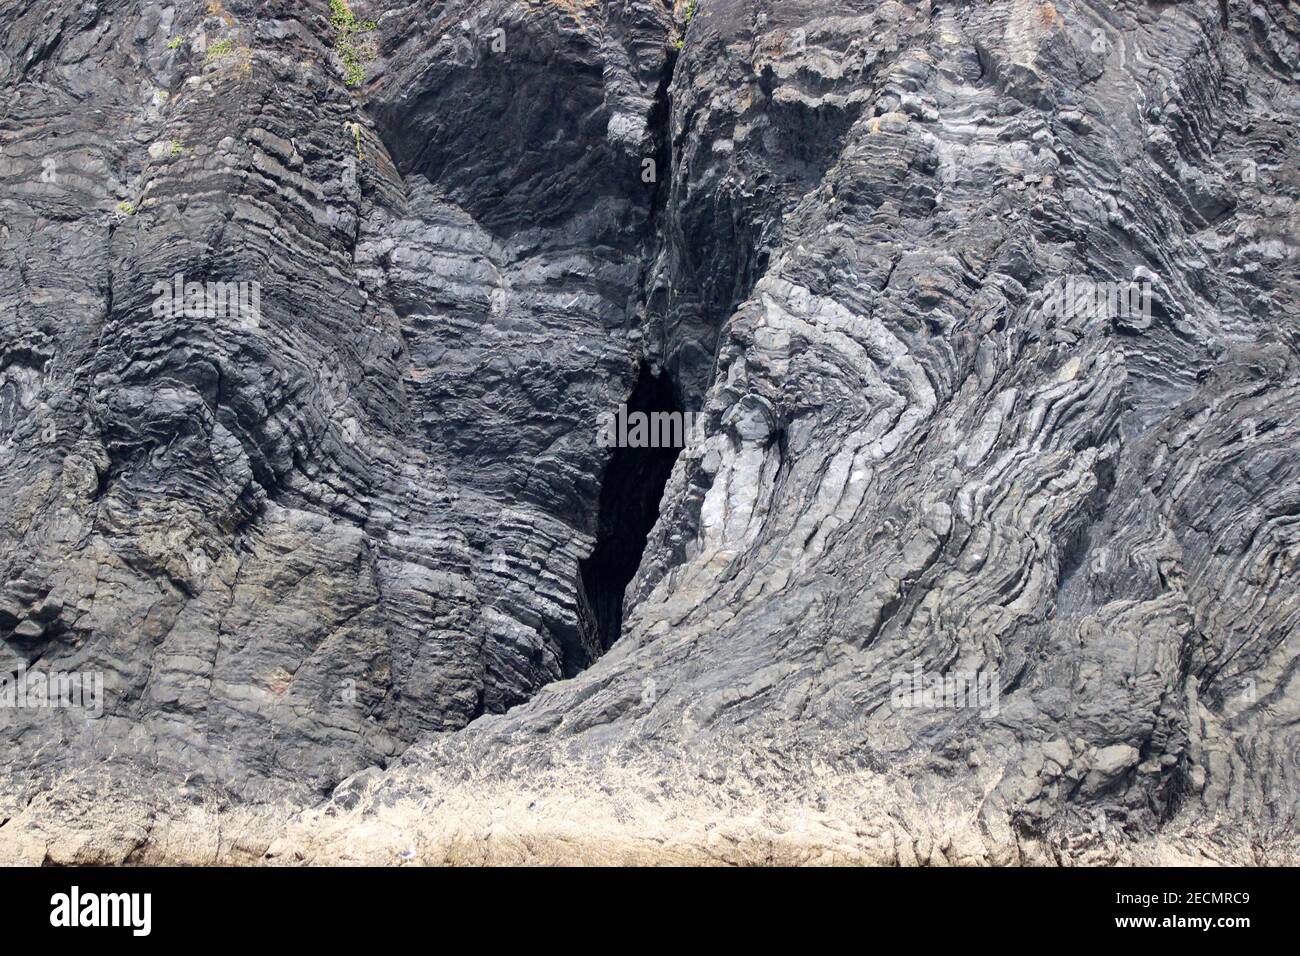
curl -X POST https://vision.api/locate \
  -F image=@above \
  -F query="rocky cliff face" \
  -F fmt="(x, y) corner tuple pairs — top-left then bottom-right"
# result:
(1, 0), (1297, 864)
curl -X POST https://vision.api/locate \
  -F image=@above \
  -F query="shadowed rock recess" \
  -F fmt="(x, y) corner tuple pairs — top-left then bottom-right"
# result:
(0, 0), (1297, 864)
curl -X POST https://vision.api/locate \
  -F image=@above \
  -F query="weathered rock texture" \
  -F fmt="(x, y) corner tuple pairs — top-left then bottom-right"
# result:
(0, 0), (1297, 864)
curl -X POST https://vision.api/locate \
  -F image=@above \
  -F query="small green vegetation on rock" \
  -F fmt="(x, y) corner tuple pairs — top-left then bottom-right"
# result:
(330, 0), (378, 88)
(207, 38), (234, 60)
(167, 36), (184, 50)
(116, 200), (136, 216)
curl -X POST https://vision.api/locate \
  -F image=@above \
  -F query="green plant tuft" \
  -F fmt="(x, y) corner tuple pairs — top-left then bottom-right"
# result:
(167, 36), (183, 50)
(207, 38), (233, 60)
(116, 200), (136, 216)
(330, 0), (378, 88)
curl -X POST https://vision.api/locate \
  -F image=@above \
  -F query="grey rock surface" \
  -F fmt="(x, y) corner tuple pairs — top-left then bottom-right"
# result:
(0, 0), (1297, 863)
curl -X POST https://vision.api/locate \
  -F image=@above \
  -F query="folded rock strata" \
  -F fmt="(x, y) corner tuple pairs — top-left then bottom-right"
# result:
(0, 0), (1296, 863)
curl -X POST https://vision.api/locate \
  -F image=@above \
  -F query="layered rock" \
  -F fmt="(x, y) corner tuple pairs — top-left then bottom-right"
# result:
(0, 0), (1297, 863)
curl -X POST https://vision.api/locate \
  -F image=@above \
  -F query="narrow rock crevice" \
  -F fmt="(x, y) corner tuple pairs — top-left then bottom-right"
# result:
(566, 24), (684, 677)
(574, 365), (685, 671)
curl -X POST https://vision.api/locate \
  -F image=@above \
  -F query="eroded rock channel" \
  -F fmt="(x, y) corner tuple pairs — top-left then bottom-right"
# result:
(578, 366), (688, 668)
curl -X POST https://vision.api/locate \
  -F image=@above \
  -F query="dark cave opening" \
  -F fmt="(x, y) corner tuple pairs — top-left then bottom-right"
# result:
(573, 366), (685, 674)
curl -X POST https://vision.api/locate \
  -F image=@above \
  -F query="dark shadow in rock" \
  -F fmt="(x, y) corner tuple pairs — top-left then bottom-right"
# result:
(574, 366), (685, 673)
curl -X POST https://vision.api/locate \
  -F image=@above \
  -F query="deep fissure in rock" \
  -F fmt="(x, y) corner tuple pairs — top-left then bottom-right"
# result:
(574, 366), (684, 672)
